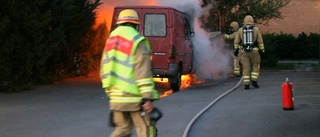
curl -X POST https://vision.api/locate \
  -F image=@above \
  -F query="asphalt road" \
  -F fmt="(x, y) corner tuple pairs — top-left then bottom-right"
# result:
(1, 71), (320, 137)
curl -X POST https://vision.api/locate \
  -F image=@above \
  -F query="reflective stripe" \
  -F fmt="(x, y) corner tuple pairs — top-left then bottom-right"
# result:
(234, 44), (240, 49)
(148, 126), (156, 137)
(234, 67), (240, 75)
(251, 72), (259, 79)
(243, 76), (250, 83)
(140, 86), (156, 93)
(258, 44), (264, 50)
(102, 34), (142, 67)
(110, 96), (142, 103)
(101, 71), (136, 84)
(136, 78), (154, 86)
(109, 90), (125, 96)
(251, 72), (259, 75)
(103, 56), (132, 68)
(243, 79), (250, 83)
(132, 34), (143, 41)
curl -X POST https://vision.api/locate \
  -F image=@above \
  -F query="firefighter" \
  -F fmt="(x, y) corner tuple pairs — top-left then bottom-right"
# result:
(234, 15), (265, 90)
(100, 9), (160, 137)
(224, 21), (241, 77)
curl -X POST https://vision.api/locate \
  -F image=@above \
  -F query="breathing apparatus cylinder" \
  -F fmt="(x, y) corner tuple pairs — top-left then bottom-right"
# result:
(281, 78), (294, 110)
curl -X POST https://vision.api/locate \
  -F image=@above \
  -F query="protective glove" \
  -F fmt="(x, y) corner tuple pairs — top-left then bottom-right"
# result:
(259, 49), (265, 57)
(234, 49), (239, 57)
(260, 49), (265, 53)
(224, 34), (229, 39)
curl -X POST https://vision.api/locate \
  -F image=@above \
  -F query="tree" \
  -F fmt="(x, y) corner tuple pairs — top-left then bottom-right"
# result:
(200, 0), (290, 31)
(80, 22), (108, 73)
(0, 0), (101, 92)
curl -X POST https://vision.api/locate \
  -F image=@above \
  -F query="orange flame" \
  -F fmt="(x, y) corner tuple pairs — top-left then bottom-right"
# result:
(155, 74), (206, 98)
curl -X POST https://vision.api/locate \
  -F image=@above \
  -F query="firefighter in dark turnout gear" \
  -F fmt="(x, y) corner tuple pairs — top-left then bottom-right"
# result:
(225, 21), (241, 77)
(234, 15), (265, 89)
(100, 9), (159, 137)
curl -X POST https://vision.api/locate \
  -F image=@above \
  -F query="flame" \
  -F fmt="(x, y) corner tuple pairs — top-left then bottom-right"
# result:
(154, 74), (206, 98)
(159, 90), (173, 98)
(153, 78), (169, 83)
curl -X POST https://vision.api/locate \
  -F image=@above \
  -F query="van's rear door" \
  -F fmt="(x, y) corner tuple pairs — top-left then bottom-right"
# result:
(139, 8), (171, 69)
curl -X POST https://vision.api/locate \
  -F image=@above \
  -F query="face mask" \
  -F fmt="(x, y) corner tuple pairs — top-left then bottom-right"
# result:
(228, 27), (234, 34)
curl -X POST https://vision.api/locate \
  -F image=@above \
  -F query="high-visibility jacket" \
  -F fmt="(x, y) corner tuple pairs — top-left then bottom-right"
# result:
(101, 26), (158, 103)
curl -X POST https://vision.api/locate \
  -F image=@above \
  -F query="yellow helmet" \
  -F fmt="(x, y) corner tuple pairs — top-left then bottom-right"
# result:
(116, 9), (140, 25)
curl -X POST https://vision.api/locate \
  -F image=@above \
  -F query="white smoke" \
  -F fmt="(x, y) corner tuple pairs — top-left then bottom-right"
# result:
(155, 0), (202, 26)
(157, 0), (232, 79)
(96, 0), (232, 80)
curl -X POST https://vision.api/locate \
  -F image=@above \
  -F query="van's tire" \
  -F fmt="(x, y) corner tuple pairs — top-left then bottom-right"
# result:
(170, 67), (181, 92)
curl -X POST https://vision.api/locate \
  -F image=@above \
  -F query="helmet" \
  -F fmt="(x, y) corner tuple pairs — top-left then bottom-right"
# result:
(116, 9), (140, 25)
(243, 15), (254, 25)
(230, 22), (239, 31)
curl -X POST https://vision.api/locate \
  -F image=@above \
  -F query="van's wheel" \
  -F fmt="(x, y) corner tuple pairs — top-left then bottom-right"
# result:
(170, 67), (181, 92)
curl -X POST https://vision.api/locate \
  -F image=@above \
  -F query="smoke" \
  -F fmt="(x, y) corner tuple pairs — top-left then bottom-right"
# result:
(157, 0), (232, 79)
(155, 0), (202, 26)
(96, 0), (232, 80)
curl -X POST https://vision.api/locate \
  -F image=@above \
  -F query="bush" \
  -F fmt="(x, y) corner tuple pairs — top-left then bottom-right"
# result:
(260, 33), (280, 68)
(261, 32), (319, 69)
(0, 0), (102, 92)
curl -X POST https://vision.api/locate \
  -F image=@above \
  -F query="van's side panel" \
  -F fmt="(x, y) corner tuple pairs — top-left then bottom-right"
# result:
(182, 13), (193, 75)
(173, 11), (185, 71)
(174, 11), (193, 75)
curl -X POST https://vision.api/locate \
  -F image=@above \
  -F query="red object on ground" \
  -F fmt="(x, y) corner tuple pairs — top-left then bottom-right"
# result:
(282, 81), (294, 110)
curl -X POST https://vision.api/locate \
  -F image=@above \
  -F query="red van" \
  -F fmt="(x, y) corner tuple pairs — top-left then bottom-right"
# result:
(111, 6), (195, 91)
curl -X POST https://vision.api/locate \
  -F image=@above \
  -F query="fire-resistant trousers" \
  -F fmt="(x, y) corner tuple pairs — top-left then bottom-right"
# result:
(239, 50), (261, 85)
(233, 55), (241, 76)
(110, 111), (157, 137)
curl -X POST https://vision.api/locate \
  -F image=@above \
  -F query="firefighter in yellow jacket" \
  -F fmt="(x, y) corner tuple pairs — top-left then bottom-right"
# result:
(100, 9), (160, 137)
(225, 21), (241, 77)
(234, 15), (265, 90)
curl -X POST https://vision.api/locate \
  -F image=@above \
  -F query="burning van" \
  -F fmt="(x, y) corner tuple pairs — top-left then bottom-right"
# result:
(111, 6), (195, 91)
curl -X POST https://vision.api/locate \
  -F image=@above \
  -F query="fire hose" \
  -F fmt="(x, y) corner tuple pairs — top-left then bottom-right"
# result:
(182, 77), (243, 137)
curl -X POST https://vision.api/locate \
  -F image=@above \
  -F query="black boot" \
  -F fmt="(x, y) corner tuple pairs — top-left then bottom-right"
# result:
(252, 81), (259, 88)
(244, 85), (250, 90)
